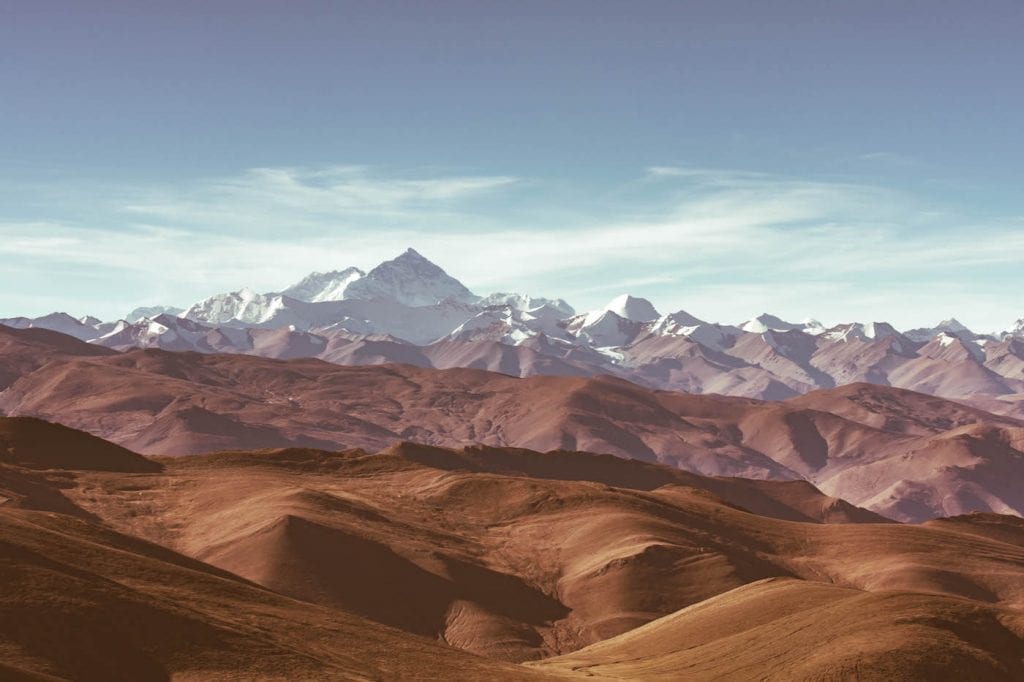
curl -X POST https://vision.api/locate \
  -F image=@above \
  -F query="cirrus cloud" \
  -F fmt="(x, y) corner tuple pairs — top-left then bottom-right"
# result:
(1, 163), (1022, 332)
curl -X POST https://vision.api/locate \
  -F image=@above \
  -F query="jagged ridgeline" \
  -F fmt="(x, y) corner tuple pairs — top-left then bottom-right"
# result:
(3, 248), (1022, 421)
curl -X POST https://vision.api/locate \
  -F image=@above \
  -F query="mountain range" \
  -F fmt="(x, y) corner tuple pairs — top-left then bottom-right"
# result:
(5, 250), (1024, 678)
(2, 322), (1024, 523)
(4, 247), (1023, 420)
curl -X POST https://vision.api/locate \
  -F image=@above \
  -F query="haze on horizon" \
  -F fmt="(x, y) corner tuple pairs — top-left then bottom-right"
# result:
(2, 1), (1022, 332)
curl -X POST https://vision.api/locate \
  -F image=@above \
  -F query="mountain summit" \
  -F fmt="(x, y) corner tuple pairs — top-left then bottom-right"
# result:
(343, 248), (480, 307)
(283, 267), (365, 302)
(603, 294), (660, 322)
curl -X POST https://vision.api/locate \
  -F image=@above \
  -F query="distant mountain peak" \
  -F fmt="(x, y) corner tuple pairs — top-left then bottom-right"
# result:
(603, 294), (660, 322)
(904, 318), (978, 343)
(480, 292), (575, 317)
(654, 309), (706, 329)
(184, 288), (284, 326)
(343, 248), (479, 307)
(936, 318), (971, 333)
(126, 306), (184, 323)
(283, 266), (365, 303)
(823, 321), (903, 344)
(928, 331), (986, 362)
(741, 313), (799, 334)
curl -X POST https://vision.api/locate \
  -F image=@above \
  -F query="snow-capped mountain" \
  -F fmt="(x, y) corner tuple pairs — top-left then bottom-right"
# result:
(4, 247), (1024, 419)
(821, 321), (904, 344)
(649, 311), (742, 351)
(447, 308), (546, 345)
(343, 248), (479, 306)
(184, 288), (293, 326)
(556, 295), (661, 350)
(282, 267), (365, 302)
(447, 301), (574, 345)
(180, 249), (484, 338)
(126, 306), (185, 323)
(563, 311), (646, 349)
(602, 294), (660, 322)
(904, 318), (977, 342)
(478, 292), (575, 317)
(650, 309), (706, 333)
(740, 313), (824, 335)
(98, 314), (237, 352)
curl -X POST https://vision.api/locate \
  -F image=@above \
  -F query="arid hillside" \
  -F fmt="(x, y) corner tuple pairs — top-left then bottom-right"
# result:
(3, 329), (1024, 521)
(531, 576), (1024, 680)
(0, 418), (539, 680)
(3, 417), (1023, 679)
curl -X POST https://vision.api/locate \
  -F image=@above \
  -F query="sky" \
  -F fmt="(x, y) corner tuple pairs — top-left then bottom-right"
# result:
(1, 1), (1022, 331)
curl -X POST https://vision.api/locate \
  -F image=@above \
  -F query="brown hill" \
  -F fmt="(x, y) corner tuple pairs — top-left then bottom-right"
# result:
(5, 337), (1024, 521)
(0, 417), (161, 473)
(531, 577), (1024, 680)
(0, 506), (545, 681)
(51, 439), (1024, 667)
(54, 441), (886, 661)
(786, 382), (1022, 435)
(4, 423), (1024, 678)
(0, 324), (114, 391)
(0, 348), (794, 476)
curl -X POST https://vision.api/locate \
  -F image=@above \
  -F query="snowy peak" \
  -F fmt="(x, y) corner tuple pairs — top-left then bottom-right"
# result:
(824, 321), (903, 344)
(126, 306), (184, 323)
(603, 294), (659, 322)
(564, 309), (646, 348)
(651, 310), (706, 334)
(740, 313), (806, 334)
(649, 311), (742, 351)
(446, 308), (533, 345)
(924, 332), (986, 362)
(12, 245), (1024, 408)
(800, 318), (827, 335)
(905, 318), (977, 343)
(184, 288), (288, 326)
(282, 267), (365, 303)
(343, 248), (479, 307)
(480, 292), (575, 318)
(740, 314), (825, 336)
(95, 314), (257, 353)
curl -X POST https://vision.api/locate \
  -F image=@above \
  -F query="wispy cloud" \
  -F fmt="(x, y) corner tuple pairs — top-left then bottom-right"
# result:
(1, 164), (1022, 331)
(116, 166), (520, 235)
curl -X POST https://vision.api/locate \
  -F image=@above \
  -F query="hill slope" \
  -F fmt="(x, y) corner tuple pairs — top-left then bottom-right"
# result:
(3, 423), (1024, 678)
(4, 336), (1024, 521)
(531, 577), (1024, 680)
(0, 506), (546, 681)
(53, 439), (1024, 665)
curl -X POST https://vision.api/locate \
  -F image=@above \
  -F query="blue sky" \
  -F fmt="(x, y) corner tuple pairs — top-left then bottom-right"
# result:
(2, 1), (1022, 330)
